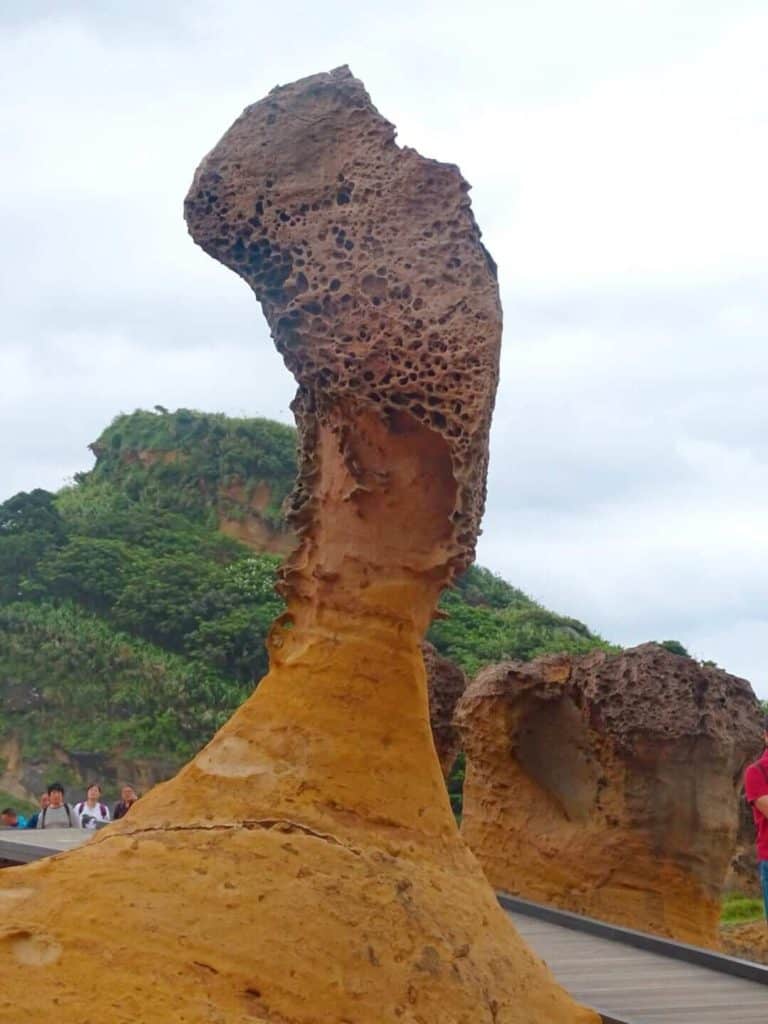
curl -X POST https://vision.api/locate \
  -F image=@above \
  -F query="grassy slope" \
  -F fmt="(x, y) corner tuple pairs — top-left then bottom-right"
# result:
(0, 409), (613, 775)
(721, 893), (765, 925)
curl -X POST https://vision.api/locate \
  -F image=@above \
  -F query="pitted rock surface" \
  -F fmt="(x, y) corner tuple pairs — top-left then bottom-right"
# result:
(422, 641), (467, 776)
(185, 65), (501, 585)
(0, 70), (597, 1023)
(456, 643), (763, 947)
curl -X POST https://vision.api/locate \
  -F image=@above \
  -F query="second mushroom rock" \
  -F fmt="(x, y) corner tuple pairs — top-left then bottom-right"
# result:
(456, 643), (763, 947)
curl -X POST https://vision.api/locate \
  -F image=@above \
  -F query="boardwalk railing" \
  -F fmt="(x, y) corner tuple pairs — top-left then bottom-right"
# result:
(498, 891), (768, 985)
(501, 892), (768, 1024)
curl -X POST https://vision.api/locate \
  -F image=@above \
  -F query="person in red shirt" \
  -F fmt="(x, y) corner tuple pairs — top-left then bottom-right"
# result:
(744, 715), (768, 921)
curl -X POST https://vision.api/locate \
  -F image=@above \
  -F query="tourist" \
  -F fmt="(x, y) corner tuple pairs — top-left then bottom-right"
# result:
(74, 783), (110, 829)
(25, 793), (49, 829)
(36, 782), (80, 829)
(744, 714), (768, 921)
(113, 784), (138, 820)
(0, 808), (27, 829)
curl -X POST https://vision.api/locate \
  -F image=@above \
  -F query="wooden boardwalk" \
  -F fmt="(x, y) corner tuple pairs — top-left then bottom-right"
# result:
(508, 910), (768, 1023)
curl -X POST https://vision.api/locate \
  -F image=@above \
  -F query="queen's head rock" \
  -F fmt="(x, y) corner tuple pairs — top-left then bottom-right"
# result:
(185, 65), (500, 609)
(0, 69), (598, 1023)
(456, 643), (763, 946)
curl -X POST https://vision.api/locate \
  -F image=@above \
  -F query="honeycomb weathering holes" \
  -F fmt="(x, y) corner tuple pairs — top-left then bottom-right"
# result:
(184, 67), (502, 585)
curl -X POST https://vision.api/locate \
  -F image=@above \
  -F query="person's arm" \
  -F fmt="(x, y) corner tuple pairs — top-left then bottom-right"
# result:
(745, 765), (768, 814)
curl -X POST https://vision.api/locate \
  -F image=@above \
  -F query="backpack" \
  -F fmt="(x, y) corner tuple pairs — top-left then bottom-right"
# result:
(76, 801), (107, 819)
(40, 803), (73, 828)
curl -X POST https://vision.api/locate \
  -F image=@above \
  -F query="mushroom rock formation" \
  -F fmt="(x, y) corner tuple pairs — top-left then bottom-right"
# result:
(456, 643), (763, 947)
(422, 641), (467, 777)
(0, 68), (598, 1023)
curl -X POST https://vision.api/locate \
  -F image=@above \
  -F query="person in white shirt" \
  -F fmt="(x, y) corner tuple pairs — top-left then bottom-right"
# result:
(74, 782), (111, 829)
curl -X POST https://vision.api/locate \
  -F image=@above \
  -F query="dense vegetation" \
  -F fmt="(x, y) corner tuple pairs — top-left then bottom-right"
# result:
(0, 601), (248, 760)
(428, 566), (612, 675)
(86, 407), (297, 527)
(0, 409), (614, 780)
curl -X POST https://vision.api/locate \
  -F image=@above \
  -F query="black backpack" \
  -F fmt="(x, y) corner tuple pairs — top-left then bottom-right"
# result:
(40, 803), (73, 828)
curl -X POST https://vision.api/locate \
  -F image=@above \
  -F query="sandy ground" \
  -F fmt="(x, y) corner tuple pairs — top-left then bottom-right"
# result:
(720, 920), (768, 965)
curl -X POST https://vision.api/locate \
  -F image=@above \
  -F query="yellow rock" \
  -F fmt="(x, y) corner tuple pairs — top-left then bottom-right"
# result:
(0, 68), (598, 1022)
(457, 647), (763, 948)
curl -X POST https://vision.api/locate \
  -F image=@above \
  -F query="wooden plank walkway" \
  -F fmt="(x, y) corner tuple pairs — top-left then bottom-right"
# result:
(508, 911), (768, 1023)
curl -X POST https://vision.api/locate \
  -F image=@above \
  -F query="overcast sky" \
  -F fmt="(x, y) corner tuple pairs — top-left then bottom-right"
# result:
(1, 2), (766, 696)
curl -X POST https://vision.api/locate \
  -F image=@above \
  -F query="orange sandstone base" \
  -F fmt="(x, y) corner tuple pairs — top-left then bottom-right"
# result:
(0, 620), (597, 1023)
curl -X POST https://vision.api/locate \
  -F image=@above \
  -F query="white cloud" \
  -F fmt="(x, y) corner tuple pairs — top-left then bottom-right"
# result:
(1, 1), (766, 697)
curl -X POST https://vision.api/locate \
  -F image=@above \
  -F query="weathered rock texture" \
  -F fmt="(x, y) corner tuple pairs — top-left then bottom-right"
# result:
(216, 479), (296, 556)
(423, 641), (467, 777)
(0, 69), (597, 1023)
(457, 643), (763, 947)
(721, 921), (768, 965)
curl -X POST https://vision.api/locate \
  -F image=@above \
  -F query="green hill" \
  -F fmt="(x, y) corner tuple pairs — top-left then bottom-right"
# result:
(0, 409), (613, 800)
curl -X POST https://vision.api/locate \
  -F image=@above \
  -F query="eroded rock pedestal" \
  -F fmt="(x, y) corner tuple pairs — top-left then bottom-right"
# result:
(423, 641), (467, 777)
(456, 643), (762, 947)
(0, 69), (596, 1023)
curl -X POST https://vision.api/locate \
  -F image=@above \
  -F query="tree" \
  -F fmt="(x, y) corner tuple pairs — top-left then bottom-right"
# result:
(185, 555), (284, 681)
(0, 490), (66, 603)
(113, 554), (223, 650)
(658, 640), (692, 658)
(29, 537), (138, 611)
(0, 489), (65, 538)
